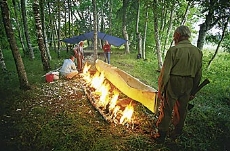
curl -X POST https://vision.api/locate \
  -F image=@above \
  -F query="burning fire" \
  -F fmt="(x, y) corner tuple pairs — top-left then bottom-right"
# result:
(81, 63), (134, 126)
(81, 62), (91, 82)
(91, 71), (105, 89)
(109, 90), (119, 112)
(120, 102), (134, 124)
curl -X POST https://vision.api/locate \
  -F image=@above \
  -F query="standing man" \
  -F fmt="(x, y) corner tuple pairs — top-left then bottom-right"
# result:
(59, 55), (78, 79)
(102, 40), (111, 64)
(153, 25), (203, 143)
(73, 41), (84, 72)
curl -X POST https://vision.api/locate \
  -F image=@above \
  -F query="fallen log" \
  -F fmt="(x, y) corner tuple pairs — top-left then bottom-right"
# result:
(95, 60), (158, 113)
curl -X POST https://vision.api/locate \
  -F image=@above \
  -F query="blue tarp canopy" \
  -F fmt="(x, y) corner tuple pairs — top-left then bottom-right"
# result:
(62, 31), (126, 47)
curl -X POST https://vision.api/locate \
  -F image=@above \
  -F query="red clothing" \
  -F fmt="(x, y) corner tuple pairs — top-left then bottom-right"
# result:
(103, 44), (111, 53)
(73, 46), (83, 72)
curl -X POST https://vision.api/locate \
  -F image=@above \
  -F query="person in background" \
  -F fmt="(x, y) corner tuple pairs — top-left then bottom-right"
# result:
(102, 40), (111, 64)
(73, 41), (84, 72)
(153, 25), (203, 143)
(59, 55), (78, 79)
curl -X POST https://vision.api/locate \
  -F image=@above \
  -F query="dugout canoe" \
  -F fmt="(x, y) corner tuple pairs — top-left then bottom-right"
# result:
(95, 59), (158, 113)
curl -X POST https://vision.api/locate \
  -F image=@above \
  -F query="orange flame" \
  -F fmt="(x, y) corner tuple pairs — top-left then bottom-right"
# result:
(109, 90), (119, 112)
(91, 71), (105, 89)
(111, 105), (121, 119)
(82, 62), (91, 74)
(96, 82), (111, 108)
(81, 64), (134, 125)
(81, 63), (91, 83)
(119, 102), (134, 125)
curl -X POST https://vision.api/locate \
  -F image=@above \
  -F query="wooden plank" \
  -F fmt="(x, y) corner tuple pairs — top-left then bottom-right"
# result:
(95, 60), (158, 113)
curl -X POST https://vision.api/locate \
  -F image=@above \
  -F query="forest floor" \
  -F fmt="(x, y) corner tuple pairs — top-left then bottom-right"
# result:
(0, 72), (166, 151)
(0, 50), (230, 151)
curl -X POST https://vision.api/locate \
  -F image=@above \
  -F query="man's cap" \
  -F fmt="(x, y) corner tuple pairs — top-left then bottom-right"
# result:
(175, 25), (191, 37)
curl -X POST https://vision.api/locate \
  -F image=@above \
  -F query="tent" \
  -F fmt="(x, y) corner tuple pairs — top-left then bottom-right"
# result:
(62, 31), (127, 47)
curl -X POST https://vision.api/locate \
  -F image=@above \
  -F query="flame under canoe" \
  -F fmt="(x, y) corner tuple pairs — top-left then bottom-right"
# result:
(95, 59), (158, 113)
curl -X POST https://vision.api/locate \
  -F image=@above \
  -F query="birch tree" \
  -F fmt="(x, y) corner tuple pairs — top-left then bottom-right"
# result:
(142, 8), (148, 60)
(162, 5), (174, 57)
(40, 0), (51, 60)
(92, 0), (98, 62)
(0, 47), (7, 73)
(57, 0), (61, 58)
(33, 0), (51, 71)
(1, 0), (30, 90)
(108, 0), (113, 34)
(12, 0), (26, 56)
(153, 0), (163, 70)
(136, 0), (143, 58)
(122, 0), (130, 54)
(21, 0), (35, 60)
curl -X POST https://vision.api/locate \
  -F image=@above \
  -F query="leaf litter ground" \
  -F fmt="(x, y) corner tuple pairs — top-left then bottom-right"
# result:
(1, 73), (166, 150)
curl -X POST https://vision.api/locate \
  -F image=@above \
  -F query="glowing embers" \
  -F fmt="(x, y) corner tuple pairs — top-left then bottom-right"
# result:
(81, 63), (134, 126)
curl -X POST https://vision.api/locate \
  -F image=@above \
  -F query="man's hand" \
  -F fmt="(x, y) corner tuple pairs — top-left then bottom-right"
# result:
(158, 91), (163, 101)
(189, 95), (195, 101)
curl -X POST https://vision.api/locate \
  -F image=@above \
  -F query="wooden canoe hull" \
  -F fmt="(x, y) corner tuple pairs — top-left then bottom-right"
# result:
(95, 60), (158, 113)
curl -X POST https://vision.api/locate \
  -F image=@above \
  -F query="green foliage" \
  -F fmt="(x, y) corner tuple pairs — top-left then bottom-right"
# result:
(221, 32), (230, 53)
(205, 32), (230, 53)
(206, 33), (221, 44)
(112, 50), (159, 88)
(1, 0), (230, 149)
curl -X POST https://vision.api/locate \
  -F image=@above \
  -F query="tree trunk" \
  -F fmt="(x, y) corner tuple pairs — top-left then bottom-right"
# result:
(53, 18), (58, 50)
(163, 7), (174, 57)
(180, 1), (190, 25)
(153, 0), (163, 70)
(142, 9), (148, 60)
(108, 0), (113, 34)
(137, 33), (142, 57)
(21, 0), (35, 60)
(0, 47), (7, 73)
(12, 0), (27, 56)
(99, 0), (104, 47)
(92, 0), (98, 62)
(197, 2), (215, 50)
(122, 0), (130, 54)
(47, 1), (53, 48)
(159, 2), (165, 32)
(40, 0), (51, 60)
(33, 0), (51, 71)
(1, 0), (30, 90)
(57, 0), (61, 58)
(67, 0), (71, 53)
(136, 0), (140, 51)
(207, 16), (229, 69)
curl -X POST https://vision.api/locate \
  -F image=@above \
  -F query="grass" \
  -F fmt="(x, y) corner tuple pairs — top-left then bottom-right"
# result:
(0, 47), (230, 151)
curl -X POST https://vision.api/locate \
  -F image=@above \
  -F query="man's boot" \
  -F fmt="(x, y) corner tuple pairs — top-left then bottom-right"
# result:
(153, 130), (167, 143)
(170, 127), (182, 140)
